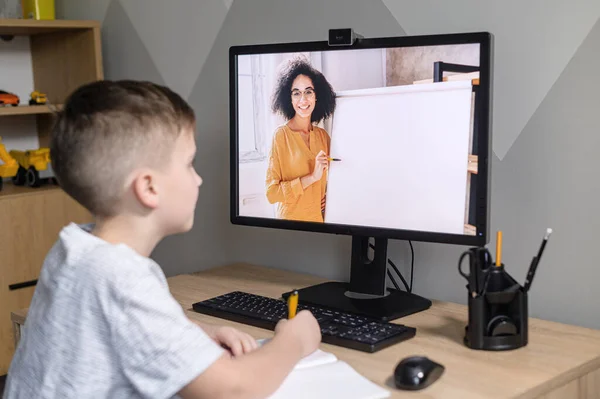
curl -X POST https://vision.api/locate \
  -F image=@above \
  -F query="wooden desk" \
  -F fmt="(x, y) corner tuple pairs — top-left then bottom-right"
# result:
(11, 263), (600, 398)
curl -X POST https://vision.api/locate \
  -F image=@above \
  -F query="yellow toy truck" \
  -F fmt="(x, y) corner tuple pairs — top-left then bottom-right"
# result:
(10, 147), (55, 188)
(0, 136), (19, 191)
(29, 90), (48, 105)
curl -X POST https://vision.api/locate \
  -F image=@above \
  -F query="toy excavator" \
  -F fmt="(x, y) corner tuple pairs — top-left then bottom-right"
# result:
(0, 136), (19, 192)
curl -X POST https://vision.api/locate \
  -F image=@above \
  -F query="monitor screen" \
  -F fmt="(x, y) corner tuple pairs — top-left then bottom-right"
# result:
(231, 33), (492, 245)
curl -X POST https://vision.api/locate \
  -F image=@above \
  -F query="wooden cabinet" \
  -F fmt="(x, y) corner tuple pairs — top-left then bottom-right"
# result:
(0, 187), (92, 373)
(0, 18), (102, 374)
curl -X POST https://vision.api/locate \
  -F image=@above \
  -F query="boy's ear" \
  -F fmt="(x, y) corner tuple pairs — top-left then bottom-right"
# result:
(132, 169), (159, 209)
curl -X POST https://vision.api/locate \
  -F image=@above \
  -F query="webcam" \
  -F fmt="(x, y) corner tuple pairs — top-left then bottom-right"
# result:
(328, 28), (364, 46)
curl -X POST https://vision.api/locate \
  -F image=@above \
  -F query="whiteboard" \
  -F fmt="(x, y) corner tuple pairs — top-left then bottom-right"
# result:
(324, 80), (473, 235)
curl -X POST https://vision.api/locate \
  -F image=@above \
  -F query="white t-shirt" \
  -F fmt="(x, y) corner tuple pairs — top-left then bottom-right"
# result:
(4, 223), (224, 398)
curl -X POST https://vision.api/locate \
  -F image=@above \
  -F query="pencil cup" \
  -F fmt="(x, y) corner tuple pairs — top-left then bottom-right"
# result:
(462, 254), (528, 351)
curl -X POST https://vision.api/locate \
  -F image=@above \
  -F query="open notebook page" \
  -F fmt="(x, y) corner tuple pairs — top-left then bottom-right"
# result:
(257, 339), (390, 399)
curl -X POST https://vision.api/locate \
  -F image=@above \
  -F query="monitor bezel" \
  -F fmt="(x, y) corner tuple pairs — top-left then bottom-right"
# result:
(229, 31), (493, 246)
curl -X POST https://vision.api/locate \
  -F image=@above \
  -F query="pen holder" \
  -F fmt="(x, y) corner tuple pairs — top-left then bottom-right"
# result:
(463, 263), (528, 351)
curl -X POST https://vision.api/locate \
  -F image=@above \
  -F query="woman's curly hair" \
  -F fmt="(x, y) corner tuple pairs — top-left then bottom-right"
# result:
(271, 57), (336, 124)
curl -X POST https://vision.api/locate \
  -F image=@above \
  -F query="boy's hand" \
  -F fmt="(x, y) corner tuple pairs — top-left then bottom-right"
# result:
(206, 325), (258, 357)
(274, 310), (321, 358)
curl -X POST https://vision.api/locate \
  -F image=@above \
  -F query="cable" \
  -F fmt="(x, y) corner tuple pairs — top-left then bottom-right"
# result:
(409, 240), (414, 293)
(387, 258), (410, 292)
(387, 270), (401, 291)
(369, 242), (410, 292)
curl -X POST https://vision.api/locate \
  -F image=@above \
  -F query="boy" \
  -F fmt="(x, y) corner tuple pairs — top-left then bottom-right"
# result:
(3, 80), (321, 399)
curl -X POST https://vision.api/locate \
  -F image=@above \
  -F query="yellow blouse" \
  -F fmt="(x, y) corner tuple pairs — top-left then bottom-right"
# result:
(265, 124), (330, 222)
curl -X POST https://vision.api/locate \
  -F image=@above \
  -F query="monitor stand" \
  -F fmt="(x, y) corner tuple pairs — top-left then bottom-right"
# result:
(282, 236), (432, 322)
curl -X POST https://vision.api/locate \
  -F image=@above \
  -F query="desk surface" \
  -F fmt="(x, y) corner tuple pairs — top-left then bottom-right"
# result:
(169, 263), (600, 399)
(10, 263), (600, 398)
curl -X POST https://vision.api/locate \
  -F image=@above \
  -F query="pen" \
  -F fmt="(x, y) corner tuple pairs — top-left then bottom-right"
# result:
(287, 290), (298, 319)
(524, 228), (552, 292)
(496, 231), (502, 266)
(327, 158), (342, 161)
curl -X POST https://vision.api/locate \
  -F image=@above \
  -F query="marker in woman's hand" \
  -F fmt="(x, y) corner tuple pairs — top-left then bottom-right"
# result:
(327, 157), (342, 161)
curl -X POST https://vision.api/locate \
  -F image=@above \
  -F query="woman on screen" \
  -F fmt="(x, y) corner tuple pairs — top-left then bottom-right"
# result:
(265, 58), (337, 223)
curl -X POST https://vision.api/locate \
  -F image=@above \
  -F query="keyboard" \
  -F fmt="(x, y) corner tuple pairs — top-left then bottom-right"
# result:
(192, 291), (416, 353)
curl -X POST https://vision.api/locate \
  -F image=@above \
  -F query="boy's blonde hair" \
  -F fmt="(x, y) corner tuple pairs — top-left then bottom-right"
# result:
(50, 80), (195, 217)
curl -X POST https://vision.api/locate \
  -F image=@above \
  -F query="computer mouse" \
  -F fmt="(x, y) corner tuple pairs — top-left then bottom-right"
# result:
(394, 356), (445, 391)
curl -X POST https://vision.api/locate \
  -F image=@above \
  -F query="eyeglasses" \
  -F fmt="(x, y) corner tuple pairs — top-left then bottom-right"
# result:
(291, 89), (315, 100)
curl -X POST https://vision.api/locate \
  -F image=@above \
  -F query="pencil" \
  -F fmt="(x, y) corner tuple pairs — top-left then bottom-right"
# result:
(496, 231), (502, 266)
(287, 290), (298, 319)
(327, 158), (342, 161)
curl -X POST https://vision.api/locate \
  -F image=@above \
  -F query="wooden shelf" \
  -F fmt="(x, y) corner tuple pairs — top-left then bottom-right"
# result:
(467, 154), (478, 174)
(0, 19), (100, 36)
(464, 224), (476, 236)
(0, 104), (63, 116)
(0, 18), (101, 375)
(0, 182), (63, 200)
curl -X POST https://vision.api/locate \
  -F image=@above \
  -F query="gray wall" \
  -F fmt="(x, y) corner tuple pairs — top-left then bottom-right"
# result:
(55, 0), (600, 330)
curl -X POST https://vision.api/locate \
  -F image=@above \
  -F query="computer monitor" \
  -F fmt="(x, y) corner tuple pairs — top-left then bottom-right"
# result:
(230, 31), (493, 321)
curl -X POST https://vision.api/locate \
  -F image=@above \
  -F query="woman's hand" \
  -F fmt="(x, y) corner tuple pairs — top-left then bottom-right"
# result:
(301, 150), (329, 189)
(311, 150), (328, 181)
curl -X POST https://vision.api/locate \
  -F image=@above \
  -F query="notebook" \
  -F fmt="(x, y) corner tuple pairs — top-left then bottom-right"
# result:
(257, 339), (391, 399)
